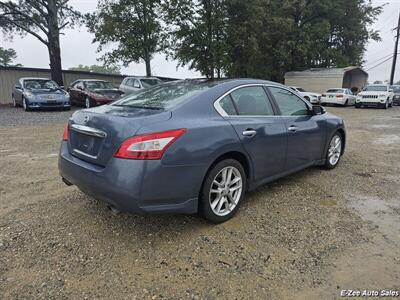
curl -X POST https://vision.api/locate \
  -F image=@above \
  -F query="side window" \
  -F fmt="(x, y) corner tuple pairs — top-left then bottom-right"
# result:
(269, 87), (310, 116)
(230, 86), (274, 116)
(126, 78), (134, 87)
(219, 95), (237, 115)
(133, 80), (141, 88)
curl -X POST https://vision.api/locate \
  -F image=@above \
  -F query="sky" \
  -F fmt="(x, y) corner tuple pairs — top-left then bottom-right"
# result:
(1, 0), (400, 82)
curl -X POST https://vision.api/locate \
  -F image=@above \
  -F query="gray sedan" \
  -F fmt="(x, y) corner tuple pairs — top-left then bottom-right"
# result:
(12, 77), (71, 111)
(59, 79), (345, 223)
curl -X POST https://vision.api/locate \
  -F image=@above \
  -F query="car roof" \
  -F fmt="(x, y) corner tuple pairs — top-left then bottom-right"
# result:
(124, 76), (161, 80)
(20, 77), (50, 81)
(76, 79), (109, 82)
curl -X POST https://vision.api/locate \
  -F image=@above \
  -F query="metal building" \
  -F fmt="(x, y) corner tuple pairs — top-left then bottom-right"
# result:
(284, 66), (368, 93)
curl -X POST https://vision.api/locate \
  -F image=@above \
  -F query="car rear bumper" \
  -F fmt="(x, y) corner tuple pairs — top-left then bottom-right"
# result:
(58, 142), (203, 214)
(321, 98), (345, 105)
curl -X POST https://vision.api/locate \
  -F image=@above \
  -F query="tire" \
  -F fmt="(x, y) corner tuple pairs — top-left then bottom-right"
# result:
(324, 132), (343, 169)
(383, 100), (389, 109)
(22, 97), (31, 111)
(389, 99), (393, 107)
(12, 94), (17, 107)
(344, 100), (348, 106)
(199, 159), (246, 223)
(85, 97), (91, 108)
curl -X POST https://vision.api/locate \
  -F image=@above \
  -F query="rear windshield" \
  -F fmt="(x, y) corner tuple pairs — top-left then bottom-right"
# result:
(363, 85), (387, 92)
(326, 89), (344, 93)
(141, 78), (161, 88)
(390, 85), (400, 93)
(113, 80), (218, 110)
(23, 79), (59, 90)
(85, 81), (114, 89)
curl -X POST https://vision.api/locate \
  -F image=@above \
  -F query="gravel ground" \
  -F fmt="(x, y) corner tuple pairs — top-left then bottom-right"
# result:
(0, 104), (399, 299)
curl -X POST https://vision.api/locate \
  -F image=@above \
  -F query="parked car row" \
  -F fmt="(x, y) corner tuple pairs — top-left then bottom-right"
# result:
(11, 77), (399, 112)
(11, 76), (164, 111)
(289, 84), (398, 109)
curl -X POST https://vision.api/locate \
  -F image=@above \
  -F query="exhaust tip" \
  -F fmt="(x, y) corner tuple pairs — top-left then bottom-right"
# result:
(62, 177), (73, 186)
(107, 205), (121, 215)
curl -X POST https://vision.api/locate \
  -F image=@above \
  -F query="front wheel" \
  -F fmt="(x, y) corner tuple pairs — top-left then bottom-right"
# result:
(85, 97), (91, 108)
(12, 94), (17, 107)
(325, 133), (343, 169)
(22, 97), (31, 111)
(200, 159), (246, 223)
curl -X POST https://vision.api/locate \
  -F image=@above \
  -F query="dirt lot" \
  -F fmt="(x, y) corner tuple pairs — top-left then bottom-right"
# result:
(0, 105), (399, 299)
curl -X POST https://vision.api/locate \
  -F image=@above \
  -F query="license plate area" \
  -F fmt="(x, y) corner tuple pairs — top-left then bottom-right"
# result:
(71, 132), (103, 158)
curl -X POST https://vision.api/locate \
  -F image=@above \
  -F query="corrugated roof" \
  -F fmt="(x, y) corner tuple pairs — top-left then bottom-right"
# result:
(285, 66), (367, 78)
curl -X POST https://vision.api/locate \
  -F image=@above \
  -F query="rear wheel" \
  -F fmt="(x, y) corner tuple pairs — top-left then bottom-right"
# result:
(200, 159), (246, 223)
(324, 133), (343, 169)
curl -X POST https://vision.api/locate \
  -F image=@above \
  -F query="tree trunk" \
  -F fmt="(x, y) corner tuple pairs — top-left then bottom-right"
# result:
(47, 0), (63, 86)
(48, 37), (63, 86)
(145, 54), (151, 77)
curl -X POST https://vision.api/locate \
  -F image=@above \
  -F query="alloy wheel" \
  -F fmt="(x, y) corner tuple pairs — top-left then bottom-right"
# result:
(209, 166), (243, 217)
(85, 97), (91, 108)
(328, 135), (342, 166)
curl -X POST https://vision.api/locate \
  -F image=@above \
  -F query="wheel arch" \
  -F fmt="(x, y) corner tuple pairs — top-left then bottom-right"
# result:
(197, 150), (252, 212)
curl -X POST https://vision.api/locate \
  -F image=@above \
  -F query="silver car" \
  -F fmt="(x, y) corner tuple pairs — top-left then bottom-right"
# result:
(12, 77), (70, 111)
(119, 77), (162, 95)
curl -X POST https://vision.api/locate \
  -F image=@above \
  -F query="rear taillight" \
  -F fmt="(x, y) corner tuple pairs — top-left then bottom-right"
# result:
(114, 129), (186, 160)
(62, 123), (69, 141)
(336, 94), (344, 98)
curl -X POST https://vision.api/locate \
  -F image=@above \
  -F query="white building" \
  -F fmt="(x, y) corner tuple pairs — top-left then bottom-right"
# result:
(284, 66), (368, 93)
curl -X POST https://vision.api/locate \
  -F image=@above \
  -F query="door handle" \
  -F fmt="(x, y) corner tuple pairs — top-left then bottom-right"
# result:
(288, 125), (298, 132)
(242, 129), (257, 137)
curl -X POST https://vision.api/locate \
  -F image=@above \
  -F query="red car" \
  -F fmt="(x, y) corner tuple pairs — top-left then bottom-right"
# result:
(68, 79), (124, 108)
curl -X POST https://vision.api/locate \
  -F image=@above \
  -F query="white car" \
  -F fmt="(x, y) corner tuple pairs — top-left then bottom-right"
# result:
(119, 77), (162, 95)
(355, 85), (393, 109)
(289, 86), (321, 104)
(320, 88), (356, 106)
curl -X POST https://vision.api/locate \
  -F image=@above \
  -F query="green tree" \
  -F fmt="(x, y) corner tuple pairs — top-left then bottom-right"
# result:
(0, 1), (81, 85)
(87, 0), (164, 77)
(165, 0), (383, 82)
(165, 0), (228, 78)
(68, 64), (121, 74)
(0, 47), (21, 66)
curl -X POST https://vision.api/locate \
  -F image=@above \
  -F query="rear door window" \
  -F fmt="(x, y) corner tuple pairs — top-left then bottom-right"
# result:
(230, 86), (274, 116)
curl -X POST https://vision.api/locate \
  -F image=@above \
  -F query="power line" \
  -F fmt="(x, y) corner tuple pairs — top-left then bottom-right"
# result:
(367, 55), (394, 71)
(365, 52), (394, 66)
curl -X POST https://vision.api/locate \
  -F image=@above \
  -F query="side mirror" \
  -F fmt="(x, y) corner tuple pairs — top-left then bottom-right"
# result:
(15, 85), (22, 90)
(312, 105), (326, 115)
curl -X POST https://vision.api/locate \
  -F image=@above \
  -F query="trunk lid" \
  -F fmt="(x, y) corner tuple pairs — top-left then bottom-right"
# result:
(68, 105), (171, 166)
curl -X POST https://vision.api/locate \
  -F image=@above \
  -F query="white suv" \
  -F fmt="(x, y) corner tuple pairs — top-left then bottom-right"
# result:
(356, 85), (393, 109)
(289, 86), (321, 104)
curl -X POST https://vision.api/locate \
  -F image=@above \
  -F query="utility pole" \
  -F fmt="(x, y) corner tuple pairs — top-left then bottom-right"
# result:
(390, 12), (400, 85)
